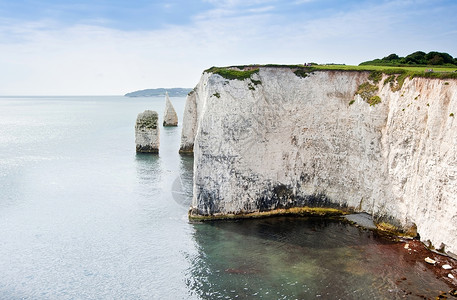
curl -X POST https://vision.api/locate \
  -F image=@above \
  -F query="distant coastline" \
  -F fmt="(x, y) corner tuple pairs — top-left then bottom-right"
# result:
(125, 88), (192, 97)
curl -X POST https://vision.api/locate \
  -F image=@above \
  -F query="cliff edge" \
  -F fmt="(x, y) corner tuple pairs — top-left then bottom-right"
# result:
(180, 67), (457, 257)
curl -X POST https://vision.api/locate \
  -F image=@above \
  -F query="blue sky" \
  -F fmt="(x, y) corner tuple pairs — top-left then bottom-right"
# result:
(0, 0), (456, 95)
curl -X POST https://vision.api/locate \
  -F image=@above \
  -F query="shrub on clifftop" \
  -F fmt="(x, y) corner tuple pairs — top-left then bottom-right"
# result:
(360, 51), (457, 67)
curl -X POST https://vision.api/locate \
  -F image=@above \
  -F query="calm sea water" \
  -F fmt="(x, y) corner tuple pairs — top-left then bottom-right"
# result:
(0, 96), (450, 299)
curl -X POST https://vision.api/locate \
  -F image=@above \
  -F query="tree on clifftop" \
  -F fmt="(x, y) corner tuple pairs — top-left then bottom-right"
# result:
(360, 51), (457, 66)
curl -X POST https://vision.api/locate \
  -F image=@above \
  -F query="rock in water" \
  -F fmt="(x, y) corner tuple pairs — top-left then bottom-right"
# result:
(135, 110), (159, 153)
(424, 257), (437, 265)
(163, 92), (178, 126)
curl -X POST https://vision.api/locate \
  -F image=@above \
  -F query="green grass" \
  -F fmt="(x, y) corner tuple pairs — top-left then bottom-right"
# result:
(205, 66), (259, 80)
(205, 64), (457, 84)
(313, 65), (457, 84)
(368, 96), (381, 106)
(207, 64), (457, 73)
(294, 69), (308, 78)
(368, 70), (382, 83)
(355, 82), (378, 101)
(391, 73), (409, 91)
(312, 64), (457, 73)
(383, 75), (396, 85)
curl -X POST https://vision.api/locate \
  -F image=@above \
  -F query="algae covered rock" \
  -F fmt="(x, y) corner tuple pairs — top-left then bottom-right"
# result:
(135, 110), (159, 153)
(163, 92), (178, 126)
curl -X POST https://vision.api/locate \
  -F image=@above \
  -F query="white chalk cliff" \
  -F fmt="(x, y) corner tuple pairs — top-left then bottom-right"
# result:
(180, 67), (457, 257)
(163, 92), (178, 126)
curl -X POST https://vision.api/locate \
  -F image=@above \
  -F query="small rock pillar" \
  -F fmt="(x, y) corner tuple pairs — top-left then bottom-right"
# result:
(163, 92), (178, 126)
(135, 110), (159, 153)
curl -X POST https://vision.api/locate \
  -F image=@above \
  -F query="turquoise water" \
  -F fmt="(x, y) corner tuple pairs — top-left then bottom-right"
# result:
(0, 96), (450, 299)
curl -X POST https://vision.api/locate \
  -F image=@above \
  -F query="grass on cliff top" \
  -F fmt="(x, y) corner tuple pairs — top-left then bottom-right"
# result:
(313, 64), (457, 79)
(313, 64), (457, 72)
(205, 64), (457, 80)
(205, 66), (259, 80)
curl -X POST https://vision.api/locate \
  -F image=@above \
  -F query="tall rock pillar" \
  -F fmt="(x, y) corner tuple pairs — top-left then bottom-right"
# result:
(163, 92), (178, 126)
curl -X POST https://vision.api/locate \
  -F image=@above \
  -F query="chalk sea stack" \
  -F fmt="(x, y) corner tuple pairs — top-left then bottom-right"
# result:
(163, 92), (178, 126)
(135, 110), (159, 153)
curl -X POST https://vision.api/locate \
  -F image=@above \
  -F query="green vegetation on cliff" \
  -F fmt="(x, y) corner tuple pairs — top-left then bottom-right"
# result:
(312, 65), (457, 78)
(206, 64), (457, 82)
(293, 69), (308, 78)
(205, 66), (259, 80)
(206, 63), (457, 109)
(355, 82), (379, 103)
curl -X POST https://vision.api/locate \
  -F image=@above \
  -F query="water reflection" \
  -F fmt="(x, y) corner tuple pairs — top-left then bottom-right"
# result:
(135, 153), (161, 186)
(171, 155), (194, 208)
(135, 153), (162, 217)
(161, 125), (179, 137)
(160, 126), (180, 157)
(187, 217), (449, 299)
(179, 155), (194, 183)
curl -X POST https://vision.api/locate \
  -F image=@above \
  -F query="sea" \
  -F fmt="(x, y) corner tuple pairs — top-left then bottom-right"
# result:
(0, 96), (451, 299)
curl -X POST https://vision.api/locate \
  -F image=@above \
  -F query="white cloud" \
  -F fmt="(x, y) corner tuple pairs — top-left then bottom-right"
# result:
(203, 0), (276, 7)
(0, 22), (197, 95)
(0, 16), (279, 95)
(247, 5), (275, 13)
(0, 0), (455, 95)
(293, 0), (315, 4)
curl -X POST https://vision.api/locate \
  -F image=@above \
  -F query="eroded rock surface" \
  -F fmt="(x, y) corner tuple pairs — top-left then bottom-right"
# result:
(163, 92), (178, 126)
(135, 110), (159, 153)
(179, 90), (197, 154)
(181, 67), (457, 257)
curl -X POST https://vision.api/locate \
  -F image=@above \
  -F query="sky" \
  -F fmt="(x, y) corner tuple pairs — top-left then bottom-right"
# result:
(0, 0), (456, 95)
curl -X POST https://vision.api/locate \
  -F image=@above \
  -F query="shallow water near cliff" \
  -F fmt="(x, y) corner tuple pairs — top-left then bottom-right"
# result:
(0, 96), (451, 299)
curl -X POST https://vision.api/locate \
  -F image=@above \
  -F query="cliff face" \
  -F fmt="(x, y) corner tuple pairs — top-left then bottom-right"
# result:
(180, 67), (457, 257)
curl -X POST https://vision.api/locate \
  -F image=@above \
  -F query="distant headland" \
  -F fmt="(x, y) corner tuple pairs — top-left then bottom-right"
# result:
(125, 88), (192, 97)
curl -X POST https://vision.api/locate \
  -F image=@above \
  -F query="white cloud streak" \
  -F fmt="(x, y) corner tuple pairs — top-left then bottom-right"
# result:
(0, 1), (455, 95)
(293, 0), (315, 4)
